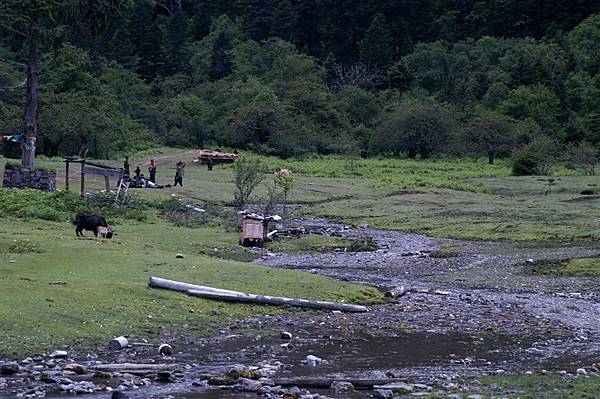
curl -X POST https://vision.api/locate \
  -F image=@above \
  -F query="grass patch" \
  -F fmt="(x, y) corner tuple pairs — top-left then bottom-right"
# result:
(466, 373), (600, 398)
(267, 234), (378, 254)
(529, 257), (600, 277)
(267, 235), (353, 254)
(0, 218), (382, 355)
(430, 245), (465, 258)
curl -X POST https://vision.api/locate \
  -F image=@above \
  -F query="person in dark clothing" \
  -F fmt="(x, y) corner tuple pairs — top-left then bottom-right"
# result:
(174, 160), (186, 186)
(207, 157), (214, 171)
(148, 159), (157, 183)
(123, 156), (130, 177)
(134, 166), (141, 179)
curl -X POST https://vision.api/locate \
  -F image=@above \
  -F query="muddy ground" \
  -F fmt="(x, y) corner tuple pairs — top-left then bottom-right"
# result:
(2, 219), (599, 398)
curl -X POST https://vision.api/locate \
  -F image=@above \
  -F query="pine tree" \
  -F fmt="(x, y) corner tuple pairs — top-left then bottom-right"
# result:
(208, 31), (233, 81)
(359, 13), (395, 67)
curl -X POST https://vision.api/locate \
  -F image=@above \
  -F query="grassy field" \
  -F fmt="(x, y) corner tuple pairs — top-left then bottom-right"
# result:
(458, 373), (600, 398)
(0, 215), (381, 355)
(2, 151), (599, 241)
(1, 150), (598, 354)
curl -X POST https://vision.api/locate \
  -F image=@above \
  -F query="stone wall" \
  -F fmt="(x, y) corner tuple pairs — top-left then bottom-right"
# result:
(2, 164), (56, 192)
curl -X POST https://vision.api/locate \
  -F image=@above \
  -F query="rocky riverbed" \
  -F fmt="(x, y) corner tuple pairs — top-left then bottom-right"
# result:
(1, 219), (599, 398)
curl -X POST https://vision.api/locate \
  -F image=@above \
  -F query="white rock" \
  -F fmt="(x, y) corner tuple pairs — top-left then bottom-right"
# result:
(49, 350), (68, 358)
(577, 368), (587, 375)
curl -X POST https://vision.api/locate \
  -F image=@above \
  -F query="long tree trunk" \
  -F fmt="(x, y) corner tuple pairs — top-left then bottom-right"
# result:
(22, 18), (38, 170)
(488, 150), (495, 165)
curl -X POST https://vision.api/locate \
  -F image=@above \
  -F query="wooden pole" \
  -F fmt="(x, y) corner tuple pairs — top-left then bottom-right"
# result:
(80, 159), (85, 197)
(65, 160), (69, 191)
(149, 276), (368, 313)
(104, 176), (110, 192)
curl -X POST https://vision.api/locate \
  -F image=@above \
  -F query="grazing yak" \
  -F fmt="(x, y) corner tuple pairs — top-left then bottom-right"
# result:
(73, 213), (113, 238)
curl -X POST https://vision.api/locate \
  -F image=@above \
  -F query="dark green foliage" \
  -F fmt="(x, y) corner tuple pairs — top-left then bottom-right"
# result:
(0, 189), (148, 223)
(1, 2), (599, 161)
(348, 236), (378, 252)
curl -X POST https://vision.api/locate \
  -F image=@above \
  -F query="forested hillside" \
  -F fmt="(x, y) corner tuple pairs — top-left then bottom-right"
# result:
(1, 0), (599, 163)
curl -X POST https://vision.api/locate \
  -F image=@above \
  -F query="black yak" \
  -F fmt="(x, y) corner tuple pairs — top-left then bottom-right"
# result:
(73, 213), (113, 238)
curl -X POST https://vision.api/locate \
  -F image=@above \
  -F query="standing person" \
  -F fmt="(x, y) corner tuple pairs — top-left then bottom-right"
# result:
(174, 160), (186, 187)
(148, 159), (157, 183)
(134, 166), (141, 179)
(123, 156), (130, 177)
(207, 157), (214, 171)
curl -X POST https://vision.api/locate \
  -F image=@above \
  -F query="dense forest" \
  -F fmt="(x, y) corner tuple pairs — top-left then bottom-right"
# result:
(1, 0), (599, 167)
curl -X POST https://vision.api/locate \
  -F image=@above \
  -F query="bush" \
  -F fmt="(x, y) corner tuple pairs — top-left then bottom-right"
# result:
(232, 155), (267, 206)
(512, 136), (561, 176)
(0, 189), (150, 223)
(349, 236), (379, 252)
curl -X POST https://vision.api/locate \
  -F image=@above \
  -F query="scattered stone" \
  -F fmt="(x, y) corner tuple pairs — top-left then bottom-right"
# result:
(175, 253), (184, 258)
(280, 331), (293, 340)
(0, 362), (19, 375)
(302, 355), (323, 367)
(207, 376), (237, 386)
(235, 377), (263, 392)
(158, 343), (173, 356)
(374, 389), (394, 399)
(92, 371), (112, 379)
(156, 371), (174, 382)
(329, 381), (354, 393)
(49, 350), (68, 359)
(111, 391), (129, 399)
(373, 382), (414, 393)
(40, 373), (60, 383)
(63, 363), (87, 375)
(414, 383), (432, 390)
(576, 368), (587, 375)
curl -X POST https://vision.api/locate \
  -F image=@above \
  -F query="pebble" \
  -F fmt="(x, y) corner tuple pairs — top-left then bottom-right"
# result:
(280, 331), (293, 340)
(329, 381), (354, 393)
(303, 355), (323, 367)
(374, 389), (394, 399)
(0, 362), (19, 375)
(576, 368), (587, 375)
(373, 382), (414, 393)
(49, 350), (68, 359)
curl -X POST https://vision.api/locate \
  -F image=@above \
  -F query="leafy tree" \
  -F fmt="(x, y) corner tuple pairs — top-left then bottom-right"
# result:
(500, 84), (562, 135)
(465, 110), (520, 164)
(0, 0), (124, 168)
(568, 14), (600, 74)
(512, 136), (562, 176)
(232, 154), (267, 207)
(374, 98), (456, 159)
(565, 141), (598, 175)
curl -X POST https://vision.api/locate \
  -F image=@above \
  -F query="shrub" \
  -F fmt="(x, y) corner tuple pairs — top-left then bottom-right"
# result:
(512, 136), (561, 176)
(349, 236), (379, 252)
(232, 155), (267, 207)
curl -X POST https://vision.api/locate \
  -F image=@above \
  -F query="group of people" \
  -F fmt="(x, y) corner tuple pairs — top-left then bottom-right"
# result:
(122, 157), (187, 189)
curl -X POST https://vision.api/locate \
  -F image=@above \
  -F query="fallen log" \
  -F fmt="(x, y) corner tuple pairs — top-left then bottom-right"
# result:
(149, 276), (241, 295)
(273, 378), (408, 390)
(186, 289), (368, 312)
(149, 276), (368, 313)
(384, 286), (408, 298)
(89, 363), (178, 373)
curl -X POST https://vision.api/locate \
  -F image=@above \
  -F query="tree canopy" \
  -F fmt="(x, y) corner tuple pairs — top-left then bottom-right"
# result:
(0, 1), (599, 161)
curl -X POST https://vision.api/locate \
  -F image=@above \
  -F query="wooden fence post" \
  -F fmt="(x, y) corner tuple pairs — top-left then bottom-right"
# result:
(80, 159), (85, 197)
(65, 160), (70, 191)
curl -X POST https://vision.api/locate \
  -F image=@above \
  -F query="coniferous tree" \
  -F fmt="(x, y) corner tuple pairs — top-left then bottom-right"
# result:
(359, 13), (395, 67)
